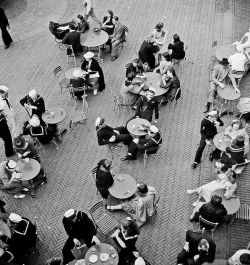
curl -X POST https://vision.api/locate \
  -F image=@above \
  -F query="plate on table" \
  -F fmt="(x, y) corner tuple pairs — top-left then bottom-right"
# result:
(100, 253), (109, 262)
(89, 254), (98, 263)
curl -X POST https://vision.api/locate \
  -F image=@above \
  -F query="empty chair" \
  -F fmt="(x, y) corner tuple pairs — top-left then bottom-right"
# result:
(53, 66), (70, 93)
(198, 216), (219, 238)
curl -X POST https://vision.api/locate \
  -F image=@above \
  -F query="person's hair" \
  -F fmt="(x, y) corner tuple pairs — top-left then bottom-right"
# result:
(96, 118), (105, 129)
(210, 195), (222, 206)
(107, 10), (113, 17)
(198, 238), (209, 251)
(127, 72), (135, 81)
(162, 53), (172, 62)
(231, 119), (243, 130)
(168, 68), (176, 77)
(155, 22), (164, 30)
(121, 218), (139, 237)
(97, 159), (110, 171)
(239, 253), (250, 265)
(137, 183), (148, 195)
(235, 135), (245, 148)
(113, 16), (119, 21)
(69, 23), (76, 30)
(77, 14), (86, 22)
(220, 166), (228, 173)
(173, 34), (180, 43)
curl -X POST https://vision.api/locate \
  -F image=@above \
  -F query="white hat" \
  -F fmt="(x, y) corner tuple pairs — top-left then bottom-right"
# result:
(0, 86), (9, 92)
(64, 209), (75, 218)
(29, 115), (40, 127)
(150, 125), (159, 133)
(9, 213), (22, 223)
(95, 117), (105, 127)
(134, 257), (146, 265)
(0, 100), (5, 111)
(12, 172), (22, 180)
(29, 89), (37, 98)
(148, 87), (156, 94)
(73, 70), (83, 78)
(6, 160), (17, 170)
(84, 51), (94, 59)
(208, 110), (218, 117)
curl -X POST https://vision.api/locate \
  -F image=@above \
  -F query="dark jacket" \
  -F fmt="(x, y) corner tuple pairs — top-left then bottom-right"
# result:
(125, 63), (144, 78)
(138, 41), (159, 69)
(185, 230), (216, 265)
(0, 8), (9, 28)
(20, 95), (45, 119)
(168, 41), (185, 60)
(96, 125), (116, 146)
(137, 131), (162, 152)
(135, 96), (159, 122)
(200, 117), (224, 140)
(102, 16), (114, 35)
(63, 211), (96, 247)
(62, 31), (83, 54)
(199, 202), (227, 224)
(81, 58), (105, 91)
(225, 145), (245, 164)
(96, 166), (114, 199)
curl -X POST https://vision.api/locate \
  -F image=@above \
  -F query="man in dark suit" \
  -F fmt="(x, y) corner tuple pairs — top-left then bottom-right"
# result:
(62, 209), (100, 265)
(62, 23), (83, 54)
(177, 230), (216, 265)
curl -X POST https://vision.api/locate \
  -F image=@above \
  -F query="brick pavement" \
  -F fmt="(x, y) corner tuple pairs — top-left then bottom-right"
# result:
(0, 0), (249, 264)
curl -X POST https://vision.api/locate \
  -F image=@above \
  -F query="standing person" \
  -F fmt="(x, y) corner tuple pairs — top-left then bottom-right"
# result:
(192, 110), (224, 169)
(82, 0), (102, 26)
(0, 8), (13, 49)
(110, 16), (126, 61)
(0, 86), (17, 140)
(62, 209), (100, 265)
(0, 102), (14, 157)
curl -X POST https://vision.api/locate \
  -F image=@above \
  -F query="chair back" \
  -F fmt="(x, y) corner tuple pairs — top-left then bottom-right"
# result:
(245, 123), (250, 138)
(152, 193), (161, 215)
(212, 99), (223, 115)
(53, 66), (69, 89)
(174, 87), (181, 102)
(199, 216), (219, 232)
(89, 200), (104, 224)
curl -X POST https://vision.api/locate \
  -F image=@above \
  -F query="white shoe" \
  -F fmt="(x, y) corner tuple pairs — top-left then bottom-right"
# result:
(22, 188), (29, 192)
(93, 90), (97, 95)
(187, 189), (196, 195)
(14, 194), (26, 199)
(192, 200), (199, 207)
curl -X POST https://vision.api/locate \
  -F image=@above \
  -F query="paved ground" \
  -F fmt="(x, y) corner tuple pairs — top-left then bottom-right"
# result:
(0, 0), (249, 264)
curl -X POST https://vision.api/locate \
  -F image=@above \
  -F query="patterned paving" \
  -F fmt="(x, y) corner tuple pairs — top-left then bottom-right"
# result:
(0, 0), (249, 264)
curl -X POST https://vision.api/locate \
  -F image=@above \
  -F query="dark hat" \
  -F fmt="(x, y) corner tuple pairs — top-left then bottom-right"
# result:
(137, 183), (148, 196)
(14, 136), (26, 149)
(220, 58), (229, 66)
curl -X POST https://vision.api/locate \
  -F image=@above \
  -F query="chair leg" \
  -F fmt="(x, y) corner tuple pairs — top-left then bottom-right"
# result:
(52, 139), (59, 150)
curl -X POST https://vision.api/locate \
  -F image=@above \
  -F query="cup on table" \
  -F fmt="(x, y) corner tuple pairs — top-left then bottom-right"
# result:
(51, 112), (55, 117)
(218, 140), (222, 143)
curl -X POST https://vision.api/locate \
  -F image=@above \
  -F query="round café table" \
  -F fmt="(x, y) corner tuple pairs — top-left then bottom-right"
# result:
(213, 132), (232, 151)
(17, 158), (41, 181)
(65, 68), (88, 80)
(81, 29), (109, 58)
(211, 188), (240, 215)
(109, 174), (137, 199)
(215, 44), (236, 61)
(85, 243), (119, 265)
(237, 97), (250, 115)
(127, 118), (151, 136)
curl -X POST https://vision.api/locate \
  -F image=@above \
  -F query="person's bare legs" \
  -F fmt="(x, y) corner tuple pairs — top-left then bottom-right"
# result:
(107, 204), (123, 211)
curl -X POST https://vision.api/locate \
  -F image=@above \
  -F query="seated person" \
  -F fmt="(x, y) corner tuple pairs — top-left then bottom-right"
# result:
(119, 73), (142, 106)
(0, 213), (37, 263)
(121, 125), (162, 161)
(74, 14), (89, 33)
(153, 52), (173, 75)
(95, 117), (133, 146)
(95, 159), (114, 201)
(160, 68), (180, 103)
(229, 46), (249, 76)
(14, 136), (47, 196)
(0, 160), (25, 199)
(81, 52), (105, 95)
(168, 34), (185, 60)
(187, 166), (237, 204)
(204, 58), (239, 113)
(126, 58), (145, 78)
(0, 247), (14, 263)
(228, 249), (250, 265)
(150, 22), (167, 45)
(70, 69), (86, 99)
(101, 10), (115, 36)
(190, 195), (227, 224)
(135, 88), (159, 122)
(107, 183), (156, 226)
(111, 217), (139, 257)
(62, 23), (83, 54)
(45, 257), (63, 265)
(20, 89), (45, 120)
(221, 135), (245, 166)
(23, 114), (55, 145)
(232, 27), (250, 51)
(138, 36), (160, 69)
(177, 230), (216, 265)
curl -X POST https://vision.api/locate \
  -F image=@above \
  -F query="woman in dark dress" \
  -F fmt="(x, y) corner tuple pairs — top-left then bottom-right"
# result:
(168, 34), (185, 60)
(81, 51), (105, 94)
(101, 10), (114, 36)
(0, 8), (13, 49)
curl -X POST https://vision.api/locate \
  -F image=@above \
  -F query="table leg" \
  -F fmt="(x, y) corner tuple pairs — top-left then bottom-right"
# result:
(28, 180), (36, 198)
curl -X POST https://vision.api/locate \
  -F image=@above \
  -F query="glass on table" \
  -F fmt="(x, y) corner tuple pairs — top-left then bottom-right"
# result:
(51, 112), (55, 117)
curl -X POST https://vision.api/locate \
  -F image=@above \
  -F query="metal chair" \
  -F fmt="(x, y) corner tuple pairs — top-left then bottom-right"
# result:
(119, 25), (129, 49)
(53, 66), (70, 93)
(172, 87), (181, 109)
(245, 123), (250, 139)
(235, 203), (250, 221)
(63, 44), (83, 67)
(91, 166), (98, 194)
(198, 216), (219, 238)
(212, 99), (223, 116)
(143, 144), (161, 174)
(89, 200), (118, 237)
(69, 97), (88, 128)
(106, 142), (127, 159)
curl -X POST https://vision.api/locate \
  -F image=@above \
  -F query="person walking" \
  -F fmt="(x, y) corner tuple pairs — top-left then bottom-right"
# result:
(0, 8), (13, 49)
(82, 0), (102, 26)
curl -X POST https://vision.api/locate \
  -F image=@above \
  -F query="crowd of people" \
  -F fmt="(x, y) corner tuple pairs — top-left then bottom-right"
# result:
(1, 0), (250, 265)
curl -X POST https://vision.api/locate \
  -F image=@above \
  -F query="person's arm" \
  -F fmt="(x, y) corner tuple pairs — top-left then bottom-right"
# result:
(224, 125), (232, 136)
(20, 96), (28, 107)
(216, 116), (224, 126)
(228, 70), (239, 91)
(85, 0), (92, 15)
(211, 66), (223, 86)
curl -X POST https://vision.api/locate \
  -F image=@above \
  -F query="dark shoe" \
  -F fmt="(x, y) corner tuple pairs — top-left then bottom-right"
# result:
(4, 45), (10, 49)
(209, 153), (213, 162)
(191, 162), (198, 169)
(111, 56), (118, 61)
(121, 155), (136, 161)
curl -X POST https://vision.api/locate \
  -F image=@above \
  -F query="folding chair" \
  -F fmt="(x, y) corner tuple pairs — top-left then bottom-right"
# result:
(198, 216), (219, 238)
(53, 66), (70, 93)
(91, 166), (98, 194)
(212, 99), (223, 116)
(63, 44), (83, 67)
(119, 25), (129, 49)
(245, 123), (250, 139)
(143, 144), (161, 175)
(89, 200), (118, 237)
(69, 98), (88, 128)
